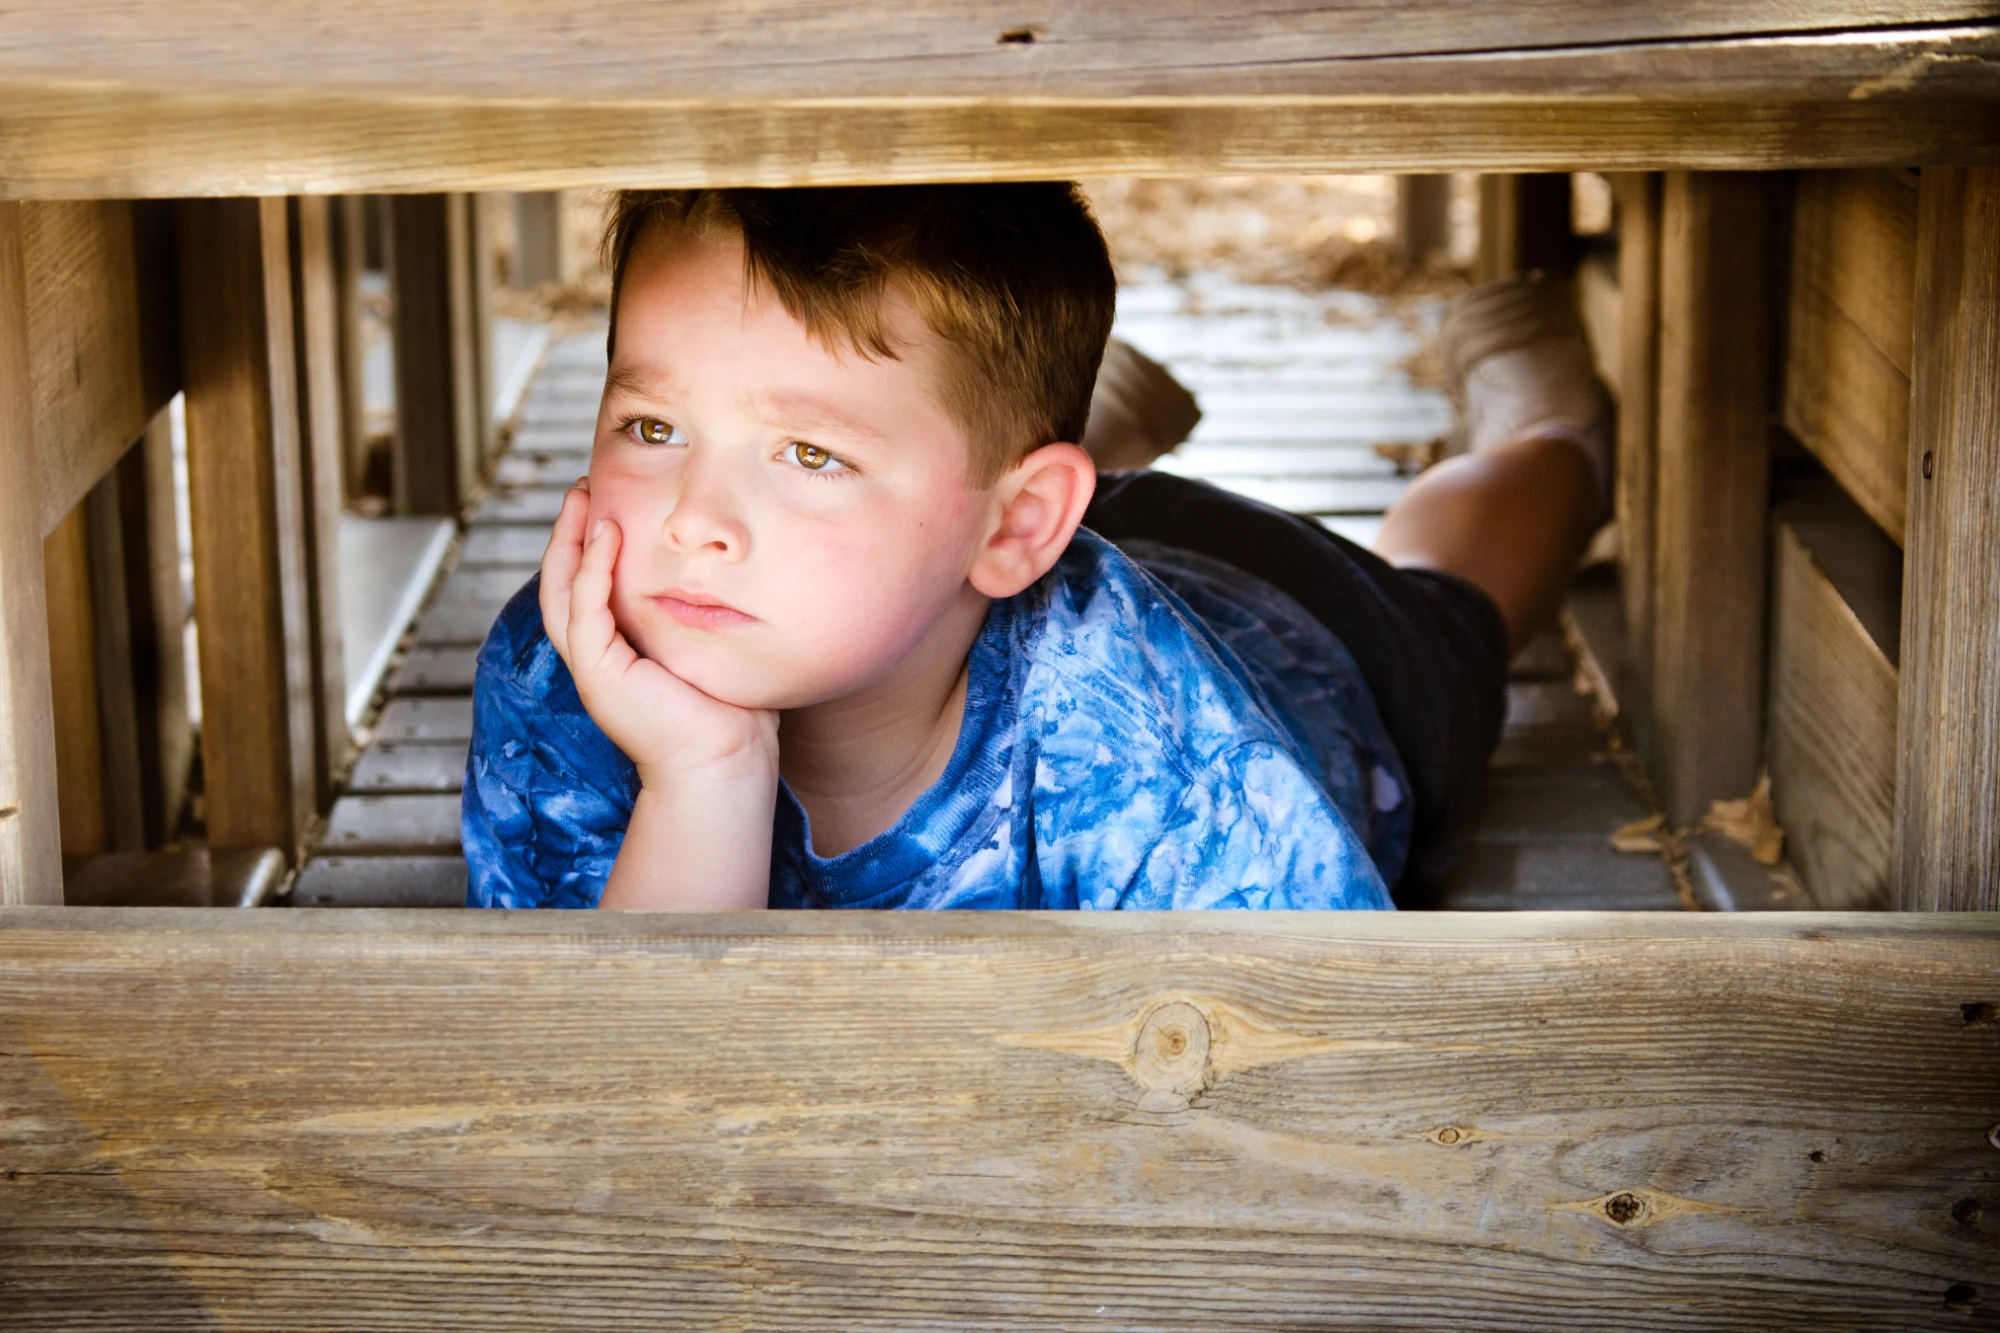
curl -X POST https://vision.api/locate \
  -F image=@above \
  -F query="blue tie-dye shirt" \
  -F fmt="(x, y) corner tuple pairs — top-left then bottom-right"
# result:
(463, 529), (1407, 911)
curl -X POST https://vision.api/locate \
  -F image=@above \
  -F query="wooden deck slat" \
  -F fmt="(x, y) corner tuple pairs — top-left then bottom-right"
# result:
(385, 644), (481, 695)
(373, 697), (473, 743)
(347, 741), (467, 795)
(321, 792), (461, 853)
(4, 908), (1998, 1328)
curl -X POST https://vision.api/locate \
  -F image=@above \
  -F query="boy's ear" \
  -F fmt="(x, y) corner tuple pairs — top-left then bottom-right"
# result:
(967, 442), (1096, 599)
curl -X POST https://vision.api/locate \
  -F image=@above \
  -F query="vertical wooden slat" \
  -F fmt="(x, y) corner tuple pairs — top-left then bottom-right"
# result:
(333, 195), (372, 502)
(290, 196), (351, 809)
(1610, 173), (1663, 754)
(83, 463), (145, 853)
(467, 193), (499, 470)
(176, 197), (317, 854)
(388, 192), (479, 515)
(118, 412), (192, 847)
(1477, 173), (1574, 281)
(0, 210), (62, 901)
(1395, 175), (1451, 267)
(1650, 172), (1776, 826)
(42, 503), (104, 859)
(511, 191), (564, 288)
(1895, 166), (2000, 910)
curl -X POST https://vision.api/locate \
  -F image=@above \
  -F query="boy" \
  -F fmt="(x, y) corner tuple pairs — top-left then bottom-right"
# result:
(463, 184), (1607, 910)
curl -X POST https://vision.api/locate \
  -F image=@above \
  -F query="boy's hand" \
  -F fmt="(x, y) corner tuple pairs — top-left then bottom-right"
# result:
(540, 483), (779, 790)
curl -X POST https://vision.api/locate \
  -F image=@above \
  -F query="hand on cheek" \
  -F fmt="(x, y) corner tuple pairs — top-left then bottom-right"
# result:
(539, 484), (779, 789)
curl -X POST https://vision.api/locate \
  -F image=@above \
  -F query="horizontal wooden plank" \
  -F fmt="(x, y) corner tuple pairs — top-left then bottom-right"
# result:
(290, 855), (467, 906)
(346, 741), (467, 794)
(0, 24), (1997, 195)
(3, 909), (1998, 1329)
(456, 525), (549, 568)
(1784, 169), (1919, 543)
(372, 696), (472, 742)
(320, 792), (460, 853)
(385, 644), (480, 695)
(24, 200), (177, 535)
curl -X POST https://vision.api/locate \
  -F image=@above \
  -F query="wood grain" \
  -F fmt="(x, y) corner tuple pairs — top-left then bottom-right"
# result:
(0, 21), (1995, 195)
(1650, 172), (1776, 825)
(2, 909), (1997, 1330)
(20, 201), (176, 537)
(388, 194), (479, 515)
(39, 504), (103, 858)
(176, 197), (318, 853)
(1896, 166), (2000, 909)
(0, 203), (62, 903)
(1768, 483), (1902, 910)
(1610, 174), (1663, 760)
(1783, 170), (1919, 543)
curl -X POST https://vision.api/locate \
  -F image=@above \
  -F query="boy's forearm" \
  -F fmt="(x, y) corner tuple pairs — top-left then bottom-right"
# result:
(599, 766), (777, 909)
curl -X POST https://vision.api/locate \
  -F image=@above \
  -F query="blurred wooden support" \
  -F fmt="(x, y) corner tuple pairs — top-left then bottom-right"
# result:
(332, 195), (371, 500)
(176, 197), (317, 854)
(42, 504), (104, 857)
(0, 203), (61, 902)
(82, 461), (144, 853)
(387, 193), (479, 514)
(511, 191), (563, 287)
(6, 909), (2000, 1327)
(1574, 251), (1620, 400)
(1611, 173), (1664, 757)
(1768, 482), (1901, 910)
(1783, 169), (1918, 545)
(0, 13), (1997, 195)
(289, 196), (351, 809)
(22, 200), (178, 537)
(1650, 172), (1775, 826)
(1477, 173), (1573, 281)
(467, 193), (498, 468)
(1896, 166), (2000, 910)
(1393, 175), (1450, 267)
(109, 413), (191, 848)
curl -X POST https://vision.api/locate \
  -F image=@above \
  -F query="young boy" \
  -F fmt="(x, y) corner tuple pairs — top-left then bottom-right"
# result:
(462, 183), (1607, 911)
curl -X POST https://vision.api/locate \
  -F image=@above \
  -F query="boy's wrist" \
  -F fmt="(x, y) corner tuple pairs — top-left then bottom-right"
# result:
(633, 745), (778, 796)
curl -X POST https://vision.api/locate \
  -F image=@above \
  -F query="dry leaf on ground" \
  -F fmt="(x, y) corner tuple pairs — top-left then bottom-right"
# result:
(1610, 813), (1667, 855)
(1703, 773), (1785, 866)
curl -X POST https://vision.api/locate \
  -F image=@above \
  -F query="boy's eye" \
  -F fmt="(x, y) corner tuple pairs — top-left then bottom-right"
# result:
(629, 417), (686, 447)
(782, 441), (847, 473)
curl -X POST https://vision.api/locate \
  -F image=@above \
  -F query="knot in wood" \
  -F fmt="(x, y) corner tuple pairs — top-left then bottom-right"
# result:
(1602, 1192), (1648, 1226)
(1131, 1002), (1212, 1107)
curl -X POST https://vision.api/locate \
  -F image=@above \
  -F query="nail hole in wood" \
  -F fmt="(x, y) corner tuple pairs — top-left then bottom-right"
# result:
(1944, 1283), (1978, 1312)
(998, 25), (1042, 44)
(1603, 1192), (1645, 1225)
(1924, 450), (1935, 479)
(0, 802), (18, 821)
(1953, 1198), (1984, 1226)
(1962, 1001), (1997, 1026)
(1810, 1149), (1826, 1162)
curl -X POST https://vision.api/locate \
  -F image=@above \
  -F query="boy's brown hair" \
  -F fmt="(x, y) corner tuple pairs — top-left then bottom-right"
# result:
(602, 184), (1115, 486)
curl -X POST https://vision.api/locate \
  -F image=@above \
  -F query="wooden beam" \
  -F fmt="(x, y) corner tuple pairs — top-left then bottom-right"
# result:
(1896, 165), (2000, 909)
(0, 203), (61, 903)
(3, 909), (1998, 1328)
(1650, 172), (1776, 825)
(21, 201), (177, 538)
(175, 197), (317, 854)
(387, 193), (478, 516)
(289, 196), (351, 810)
(1769, 481), (1901, 910)
(1611, 173), (1664, 758)
(41, 503), (104, 859)
(0, 18), (1996, 196)
(1783, 169), (1918, 544)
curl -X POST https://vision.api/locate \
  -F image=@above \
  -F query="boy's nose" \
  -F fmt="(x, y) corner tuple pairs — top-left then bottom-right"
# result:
(661, 455), (750, 559)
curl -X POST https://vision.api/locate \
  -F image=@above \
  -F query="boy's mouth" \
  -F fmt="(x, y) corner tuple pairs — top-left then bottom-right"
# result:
(652, 590), (757, 631)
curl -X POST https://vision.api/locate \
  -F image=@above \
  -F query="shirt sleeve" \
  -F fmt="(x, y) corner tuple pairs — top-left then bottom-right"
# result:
(1115, 741), (1394, 911)
(462, 618), (635, 910)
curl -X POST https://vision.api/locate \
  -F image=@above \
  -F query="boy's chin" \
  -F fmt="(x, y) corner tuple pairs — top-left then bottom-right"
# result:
(652, 643), (817, 713)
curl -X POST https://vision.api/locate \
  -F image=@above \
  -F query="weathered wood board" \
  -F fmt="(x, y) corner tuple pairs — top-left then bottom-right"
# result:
(1784, 169), (1919, 544)
(1, 909), (1997, 1330)
(1768, 483), (1902, 910)
(0, 11), (1996, 194)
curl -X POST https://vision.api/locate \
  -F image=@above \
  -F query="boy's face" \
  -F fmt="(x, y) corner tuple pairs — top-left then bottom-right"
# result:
(586, 230), (997, 711)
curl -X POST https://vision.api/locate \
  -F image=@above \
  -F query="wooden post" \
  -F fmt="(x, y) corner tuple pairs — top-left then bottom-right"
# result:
(332, 195), (372, 502)
(0, 203), (62, 903)
(467, 193), (498, 471)
(387, 193), (480, 515)
(42, 503), (104, 859)
(82, 463), (146, 853)
(290, 196), (352, 808)
(110, 414), (192, 848)
(1895, 166), (2000, 909)
(511, 191), (564, 288)
(176, 197), (317, 855)
(1477, 173), (1574, 281)
(1395, 175), (1451, 268)
(1610, 173), (1663, 753)
(1649, 172), (1776, 826)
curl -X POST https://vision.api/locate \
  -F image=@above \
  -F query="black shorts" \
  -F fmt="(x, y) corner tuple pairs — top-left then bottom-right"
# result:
(1084, 470), (1510, 902)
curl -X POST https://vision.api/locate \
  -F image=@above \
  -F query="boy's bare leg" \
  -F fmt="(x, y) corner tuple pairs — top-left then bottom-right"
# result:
(1374, 274), (1612, 656)
(1373, 433), (1598, 655)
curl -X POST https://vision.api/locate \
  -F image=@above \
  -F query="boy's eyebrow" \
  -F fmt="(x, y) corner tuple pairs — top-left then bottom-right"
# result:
(603, 366), (682, 400)
(758, 390), (887, 440)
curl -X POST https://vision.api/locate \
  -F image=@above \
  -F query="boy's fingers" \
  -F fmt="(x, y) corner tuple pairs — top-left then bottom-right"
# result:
(539, 486), (592, 658)
(565, 516), (624, 677)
